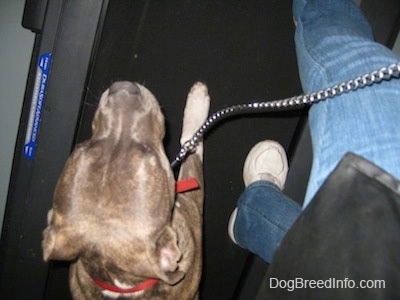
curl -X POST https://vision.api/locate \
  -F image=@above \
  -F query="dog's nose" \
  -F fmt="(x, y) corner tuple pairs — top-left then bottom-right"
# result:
(109, 81), (140, 95)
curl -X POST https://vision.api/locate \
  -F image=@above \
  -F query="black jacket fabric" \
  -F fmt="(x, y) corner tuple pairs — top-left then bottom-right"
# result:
(265, 152), (400, 299)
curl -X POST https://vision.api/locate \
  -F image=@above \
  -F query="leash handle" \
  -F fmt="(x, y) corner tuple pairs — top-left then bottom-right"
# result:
(171, 62), (400, 169)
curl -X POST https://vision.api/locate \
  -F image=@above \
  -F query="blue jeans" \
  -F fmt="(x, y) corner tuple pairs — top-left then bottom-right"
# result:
(233, 0), (400, 263)
(234, 181), (301, 262)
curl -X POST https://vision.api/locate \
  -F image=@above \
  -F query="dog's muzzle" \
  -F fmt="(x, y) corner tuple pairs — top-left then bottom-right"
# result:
(108, 81), (140, 96)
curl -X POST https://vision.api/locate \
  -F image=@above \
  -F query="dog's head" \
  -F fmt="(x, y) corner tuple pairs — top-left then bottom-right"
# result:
(42, 82), (185, 285)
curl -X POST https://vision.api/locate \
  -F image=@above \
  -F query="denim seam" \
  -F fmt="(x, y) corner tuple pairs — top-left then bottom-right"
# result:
(238, 181), (291, 234)
(238, 201), (290, 235)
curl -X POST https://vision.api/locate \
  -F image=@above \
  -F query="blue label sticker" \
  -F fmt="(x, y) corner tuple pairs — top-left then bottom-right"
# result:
(24, 52), (52, 160)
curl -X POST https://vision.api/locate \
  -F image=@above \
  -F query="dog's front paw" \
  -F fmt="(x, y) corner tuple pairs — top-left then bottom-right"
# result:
(180, 82), (210, 145)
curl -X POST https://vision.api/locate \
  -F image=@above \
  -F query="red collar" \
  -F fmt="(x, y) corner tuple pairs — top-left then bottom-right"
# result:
(91, 178), (198, 294)
(176, 177), (199, 193)
(92, 277), (158, 294)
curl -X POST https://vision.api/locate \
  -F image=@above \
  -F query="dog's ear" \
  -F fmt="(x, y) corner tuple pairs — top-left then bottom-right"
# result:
(152, 226), (185, 285)
(42, 209), (81, 261)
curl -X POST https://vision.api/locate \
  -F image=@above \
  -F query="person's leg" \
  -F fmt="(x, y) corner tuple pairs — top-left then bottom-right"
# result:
(228, 140), (301, 263)
(231, 181), (301, 263)
(294, 0), (400, 207)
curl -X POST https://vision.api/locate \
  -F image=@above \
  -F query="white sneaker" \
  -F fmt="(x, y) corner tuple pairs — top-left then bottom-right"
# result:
(228, 208), (238, 244)
(228, 140), (288, 244)
(243, 140), (288, 189)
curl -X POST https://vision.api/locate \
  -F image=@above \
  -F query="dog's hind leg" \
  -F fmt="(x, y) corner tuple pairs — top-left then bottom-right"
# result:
(180, 82), (210, 160)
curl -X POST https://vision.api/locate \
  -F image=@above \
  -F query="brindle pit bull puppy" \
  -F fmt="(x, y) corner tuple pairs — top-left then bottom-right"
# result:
(42, 81), (210, 299)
